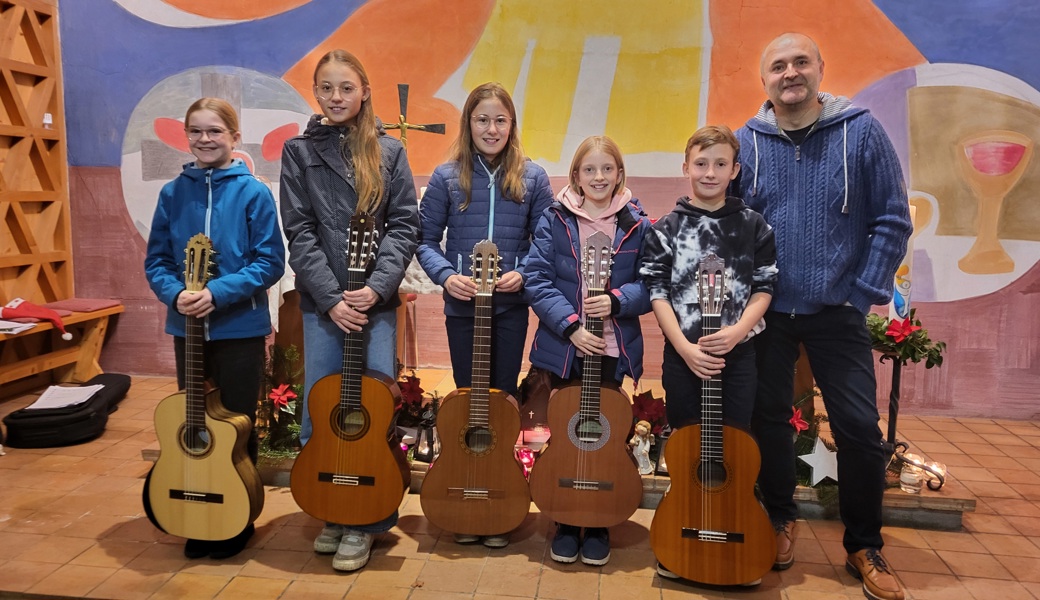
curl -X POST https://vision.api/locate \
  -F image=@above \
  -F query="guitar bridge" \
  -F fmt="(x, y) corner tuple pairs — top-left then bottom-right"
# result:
(681, 527), (745, 543)
(169, 490), (224, 504)
(319, 472), (376, 487)
(447, 487), (491, 500)
(559, 478), (614, 491)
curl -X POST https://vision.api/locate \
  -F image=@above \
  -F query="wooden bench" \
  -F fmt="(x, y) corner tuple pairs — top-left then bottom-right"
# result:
(0, 304), (124, 396)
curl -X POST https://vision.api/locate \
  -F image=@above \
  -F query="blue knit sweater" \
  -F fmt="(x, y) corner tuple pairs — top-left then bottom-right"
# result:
(735, 94), (911, 315)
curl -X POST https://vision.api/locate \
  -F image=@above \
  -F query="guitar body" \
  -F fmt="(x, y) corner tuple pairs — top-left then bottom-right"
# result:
(420, 388), (530, 535)
(650, 422), (776, 585)
(290, 369), (410, 525)
(146, 387), (264, 540)
(528, 383), (643, 528)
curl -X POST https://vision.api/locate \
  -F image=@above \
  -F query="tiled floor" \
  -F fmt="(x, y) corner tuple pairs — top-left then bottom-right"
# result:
(1, 374), (1039, 600)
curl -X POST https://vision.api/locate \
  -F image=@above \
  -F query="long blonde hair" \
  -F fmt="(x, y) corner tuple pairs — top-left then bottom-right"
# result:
(450, 82), (527, 210)
(313, 50), (383, 214)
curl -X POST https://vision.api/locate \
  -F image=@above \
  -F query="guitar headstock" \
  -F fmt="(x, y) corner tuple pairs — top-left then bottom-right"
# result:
(697, 253), (726, 317)
(183, 233), (215, 293)
(346, 212), (378, 272)
(471, 240), (500, 295)
(582, 231), (613, 294)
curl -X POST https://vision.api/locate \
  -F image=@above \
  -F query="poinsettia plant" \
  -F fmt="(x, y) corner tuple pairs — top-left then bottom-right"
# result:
(631, 388), (668, 435)
(257, 344), (304, 455)
(866, 308), (946, 368)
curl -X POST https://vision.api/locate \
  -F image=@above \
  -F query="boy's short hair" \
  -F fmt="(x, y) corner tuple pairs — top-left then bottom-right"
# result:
(684, 124), (740, 162)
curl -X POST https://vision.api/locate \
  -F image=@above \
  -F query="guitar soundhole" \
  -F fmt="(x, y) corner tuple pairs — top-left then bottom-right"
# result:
(566, 412), (610, 451)
(331, 405), (369, 441)
(697, 461), (728, 490)
(180, 424), (213, 458)
(464, 426), (494, 455)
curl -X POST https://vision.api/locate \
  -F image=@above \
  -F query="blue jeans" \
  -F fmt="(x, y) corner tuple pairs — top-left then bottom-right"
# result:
(300, 308), (399, 533)
(752, 306), (885, 553)
(662, 338), (756, 430)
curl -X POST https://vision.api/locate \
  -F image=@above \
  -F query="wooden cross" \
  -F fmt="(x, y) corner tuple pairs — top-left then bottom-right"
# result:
(382, 83), (445, 150)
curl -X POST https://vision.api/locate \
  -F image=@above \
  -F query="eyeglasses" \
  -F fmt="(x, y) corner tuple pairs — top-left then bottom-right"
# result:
(471, 115), (512, 130)
(315, 83), (360, 101)
(186, 127), (231, 141)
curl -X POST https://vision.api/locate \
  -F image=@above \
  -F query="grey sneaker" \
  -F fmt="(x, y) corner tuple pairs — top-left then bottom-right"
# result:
(332, 530), (373, 572)
(482, 534), (509, 548)
(453, 533), (480, 544)
(314, 524), (344, 554)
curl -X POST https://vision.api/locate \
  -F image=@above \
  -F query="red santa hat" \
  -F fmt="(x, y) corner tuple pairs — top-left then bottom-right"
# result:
(1, 298), (73, 340)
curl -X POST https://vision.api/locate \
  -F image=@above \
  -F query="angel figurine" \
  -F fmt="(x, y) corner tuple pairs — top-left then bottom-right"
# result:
(629, 419), (655, 475)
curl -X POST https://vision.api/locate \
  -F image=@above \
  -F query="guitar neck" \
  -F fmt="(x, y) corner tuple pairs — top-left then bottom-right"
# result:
(184, 315), (206, 430)
(469, 291), (493, 426)
(580, 289), (605, 418)
(701, 313), (723, 463)
(339, 267), (367, 412)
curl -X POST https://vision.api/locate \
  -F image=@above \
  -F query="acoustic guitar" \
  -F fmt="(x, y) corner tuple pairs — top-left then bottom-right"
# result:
(650, 253), (776, 585)
(290, 212), (410, 525)
(419, 240), (531, 535)
(145, 233), (264, 540)
(528, 231), (642, 528)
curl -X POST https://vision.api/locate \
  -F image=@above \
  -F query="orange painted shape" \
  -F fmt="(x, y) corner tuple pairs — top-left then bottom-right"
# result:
(707, 0), (926, 130)
(262, 123), (301, 162)
(163, 0), (309, 21)
(154, 117), (190, 154)
(282, 0), (495, 174)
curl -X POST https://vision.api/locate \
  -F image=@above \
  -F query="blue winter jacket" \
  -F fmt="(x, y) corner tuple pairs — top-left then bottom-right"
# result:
(524, 199), (652, 382)
(418, 155), (554, 316)
(145, 159), (285, 340)
(735, 93), (911, 315)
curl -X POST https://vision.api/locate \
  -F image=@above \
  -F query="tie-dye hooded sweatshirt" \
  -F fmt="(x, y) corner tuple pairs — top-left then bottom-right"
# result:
(640, 196), (777, 343)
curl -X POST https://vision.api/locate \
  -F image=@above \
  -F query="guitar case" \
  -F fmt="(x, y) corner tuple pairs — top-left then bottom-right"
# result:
(2, 373), (131, 448)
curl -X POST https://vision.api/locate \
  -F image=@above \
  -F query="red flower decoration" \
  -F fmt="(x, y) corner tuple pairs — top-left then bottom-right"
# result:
(884, 317), (921, 344)
(631, 389), (667, 434)
(789, 407), (809, 434)
(399, 374), (425, 407)
(268, 383), (296, 411)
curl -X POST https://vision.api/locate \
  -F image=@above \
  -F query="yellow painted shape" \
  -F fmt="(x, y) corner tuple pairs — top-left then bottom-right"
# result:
(465, 0), (705, 161)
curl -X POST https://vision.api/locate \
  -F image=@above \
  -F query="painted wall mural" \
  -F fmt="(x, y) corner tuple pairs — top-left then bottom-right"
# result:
(61, 0), (1039, 419)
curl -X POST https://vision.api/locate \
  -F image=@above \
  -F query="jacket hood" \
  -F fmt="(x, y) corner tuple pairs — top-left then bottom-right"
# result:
(555, 186), (633, 222)
(672, 195), (748, 218)
(179, 158), (253, 183)
(745, 92), (865, 134)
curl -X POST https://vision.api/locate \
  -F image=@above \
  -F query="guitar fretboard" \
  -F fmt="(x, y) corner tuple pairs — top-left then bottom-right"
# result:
(469, 289), (493, 427)
(339, 266), (367, 413)
(701, 312), (723, 464)
(580, 289), (605, 421)
(184, 314), (206, 432)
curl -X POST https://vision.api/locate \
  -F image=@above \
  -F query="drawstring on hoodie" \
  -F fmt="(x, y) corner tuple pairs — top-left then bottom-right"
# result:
(752, 131), (759, 197)
(841, 121), (849, 214)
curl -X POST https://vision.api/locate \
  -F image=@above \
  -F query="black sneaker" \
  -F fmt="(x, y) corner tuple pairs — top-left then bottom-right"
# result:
(209, 523), (255, 560)
(550, 524), (580, 563)
(580, 527), (610, 566)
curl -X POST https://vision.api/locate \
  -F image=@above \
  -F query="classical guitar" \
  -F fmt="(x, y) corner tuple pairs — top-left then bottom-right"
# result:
(528, 231), (642, 528)
(290, 212), (410, 525)
(649, 253), (776, 585)
(420, 240), (531, 535)
(145, 233), (264, 540)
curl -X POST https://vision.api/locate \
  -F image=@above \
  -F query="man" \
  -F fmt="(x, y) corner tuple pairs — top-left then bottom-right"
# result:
(735, 33), (912, 600)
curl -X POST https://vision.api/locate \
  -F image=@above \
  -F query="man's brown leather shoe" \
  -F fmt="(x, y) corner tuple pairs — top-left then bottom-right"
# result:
(845, 548), (905, 600)
(773, 520), (797, 570)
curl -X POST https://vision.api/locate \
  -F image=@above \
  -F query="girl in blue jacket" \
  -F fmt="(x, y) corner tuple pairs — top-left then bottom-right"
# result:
(417, 82), (553, 548)
(524, 135), (652, 566)
(418, 82), (553, 402)
(144, 97), (285, 560)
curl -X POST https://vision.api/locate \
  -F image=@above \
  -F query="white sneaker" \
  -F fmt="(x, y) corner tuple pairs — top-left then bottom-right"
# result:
(314, 524), (344, 554)
(482, 534), (509, 548)
(332, 530), (373, 572)
(453, 533), (480, 544)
